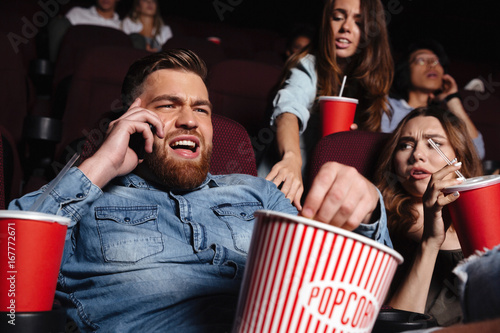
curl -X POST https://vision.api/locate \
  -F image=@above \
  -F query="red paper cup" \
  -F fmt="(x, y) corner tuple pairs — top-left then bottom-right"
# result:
(319, 96), (358, 137)
(233, 210), (403, 333)
(0, 210), (70, 312)
(443, 175), (500, 257)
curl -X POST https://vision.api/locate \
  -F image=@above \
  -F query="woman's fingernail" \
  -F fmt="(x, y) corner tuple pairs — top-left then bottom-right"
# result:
(451, 158), (457, 163)
(453, 191), (459, 197)
(454, 162), (462, 167)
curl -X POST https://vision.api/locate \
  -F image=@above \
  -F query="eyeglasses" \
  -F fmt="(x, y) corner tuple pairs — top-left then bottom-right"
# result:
(412, 56), (440, 67)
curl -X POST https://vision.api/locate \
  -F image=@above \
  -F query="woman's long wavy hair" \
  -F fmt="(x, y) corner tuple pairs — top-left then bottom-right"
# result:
(128, 0), (164, 39)
(375, 106), (483, 242)
(282, 0), (393, 131)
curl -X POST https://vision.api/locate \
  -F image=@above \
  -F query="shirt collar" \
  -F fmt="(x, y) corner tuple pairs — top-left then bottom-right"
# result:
(116, 173), (220, 191)
(401, 99), (412, 109)
(90, 6), (119, 21)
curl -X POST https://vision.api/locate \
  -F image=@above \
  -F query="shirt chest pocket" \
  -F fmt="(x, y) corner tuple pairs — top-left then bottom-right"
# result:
(211, 202), (263, 254)
(96, 206), (163, 263)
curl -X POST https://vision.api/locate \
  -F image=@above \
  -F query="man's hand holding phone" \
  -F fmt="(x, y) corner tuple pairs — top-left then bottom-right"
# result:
(129, 123), (156, 159)
(78, 98), (164, 188)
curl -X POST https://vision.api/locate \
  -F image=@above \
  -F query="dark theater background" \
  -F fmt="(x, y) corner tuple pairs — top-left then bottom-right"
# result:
(159, 0), (499, 63)
(3, 0), (498, 60)
(1, 0), (498, 83)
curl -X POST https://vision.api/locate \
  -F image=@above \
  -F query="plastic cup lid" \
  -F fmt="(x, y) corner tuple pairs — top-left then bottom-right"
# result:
(318, 96), (359, 104)
(443, 174), (500, 193)
(255, 210), (403, 264)
(0, 210), (71, 226)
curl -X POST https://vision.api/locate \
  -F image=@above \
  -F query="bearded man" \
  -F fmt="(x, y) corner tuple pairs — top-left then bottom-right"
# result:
(9, 49), (391, 332)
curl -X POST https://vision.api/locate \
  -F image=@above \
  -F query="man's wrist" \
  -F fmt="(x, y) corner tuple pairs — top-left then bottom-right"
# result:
(78, 157), (116, 189)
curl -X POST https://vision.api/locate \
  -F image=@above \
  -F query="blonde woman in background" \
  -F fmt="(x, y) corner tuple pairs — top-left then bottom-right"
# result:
(122, 0), (173, 52)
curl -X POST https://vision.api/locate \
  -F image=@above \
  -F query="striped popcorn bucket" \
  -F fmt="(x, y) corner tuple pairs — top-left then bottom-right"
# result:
(233, 210), (403, 333)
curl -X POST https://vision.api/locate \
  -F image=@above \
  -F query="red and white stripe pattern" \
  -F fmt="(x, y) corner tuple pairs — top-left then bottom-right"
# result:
(234, 212), (400, 333)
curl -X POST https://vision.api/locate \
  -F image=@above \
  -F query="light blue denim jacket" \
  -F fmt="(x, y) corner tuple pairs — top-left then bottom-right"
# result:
(270, 54), (317, 134)
(258, 54), (319, 178)
(9, 167), (391, 332)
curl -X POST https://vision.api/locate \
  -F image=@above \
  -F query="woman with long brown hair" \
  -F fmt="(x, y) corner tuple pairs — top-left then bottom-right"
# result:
(375, 106), (483, 326)
(122, 0), (173, 52)
(259, 0), (393, 209)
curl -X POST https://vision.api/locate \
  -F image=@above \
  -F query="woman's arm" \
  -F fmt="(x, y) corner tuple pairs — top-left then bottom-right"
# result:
(388, 163), (464, 313)
(266, 112), (304, 209)
(266, 55), (318, 209)
(388, 238), (441, 312)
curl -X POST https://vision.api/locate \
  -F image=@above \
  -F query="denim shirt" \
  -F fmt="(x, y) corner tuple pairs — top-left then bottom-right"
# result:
(9, 167), (391, 333)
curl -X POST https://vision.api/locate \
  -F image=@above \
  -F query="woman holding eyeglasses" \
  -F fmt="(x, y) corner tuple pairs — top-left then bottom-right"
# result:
(383, 39), (485, 159)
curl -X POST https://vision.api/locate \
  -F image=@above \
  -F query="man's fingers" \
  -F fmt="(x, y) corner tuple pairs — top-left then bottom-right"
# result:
(302, 162), (379, 230)
(293, 189), (303, 211)
(301, 164), (339, 219)
(130, 97), (142, 108)
(313, 174), (353, 225)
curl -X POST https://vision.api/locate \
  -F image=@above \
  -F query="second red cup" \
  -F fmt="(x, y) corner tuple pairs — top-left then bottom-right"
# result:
(443, 175), (500, 257)
(319, 96), (358, 137)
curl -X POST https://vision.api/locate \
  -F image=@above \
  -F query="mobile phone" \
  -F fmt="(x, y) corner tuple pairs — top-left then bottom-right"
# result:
(129, 124), (155, 159)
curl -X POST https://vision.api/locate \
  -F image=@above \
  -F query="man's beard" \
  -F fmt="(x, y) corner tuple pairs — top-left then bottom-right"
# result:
(144, 134), (212, 190)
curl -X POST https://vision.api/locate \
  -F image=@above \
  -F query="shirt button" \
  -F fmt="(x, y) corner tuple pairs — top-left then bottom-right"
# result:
(240, 212), (247, 217)
(76, 193), (84, 199)
(124, 217), (131, 222)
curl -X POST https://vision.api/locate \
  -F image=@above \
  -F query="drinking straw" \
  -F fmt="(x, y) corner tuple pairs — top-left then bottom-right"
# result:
(29, 152), (80, 212)
(339, 75), (347, 97)
(428, 139), (466, 180)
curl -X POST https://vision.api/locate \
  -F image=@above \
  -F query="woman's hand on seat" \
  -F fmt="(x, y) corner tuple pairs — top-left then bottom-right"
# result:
(266, 151), (304, 210)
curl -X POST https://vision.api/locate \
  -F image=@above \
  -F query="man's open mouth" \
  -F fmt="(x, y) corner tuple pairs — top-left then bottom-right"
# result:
(171, 140), (197, 153)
